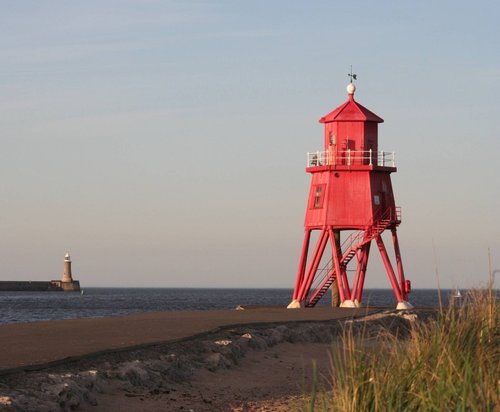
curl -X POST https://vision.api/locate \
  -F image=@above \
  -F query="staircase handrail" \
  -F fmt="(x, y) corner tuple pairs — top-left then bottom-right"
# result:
(305, 206), (402, 305)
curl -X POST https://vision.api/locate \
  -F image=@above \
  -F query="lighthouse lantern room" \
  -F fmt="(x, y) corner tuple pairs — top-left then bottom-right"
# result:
(288, 78), (412, 310)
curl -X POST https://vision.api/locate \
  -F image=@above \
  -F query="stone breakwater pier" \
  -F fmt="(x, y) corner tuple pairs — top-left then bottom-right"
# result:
(0, 253), (80, 292)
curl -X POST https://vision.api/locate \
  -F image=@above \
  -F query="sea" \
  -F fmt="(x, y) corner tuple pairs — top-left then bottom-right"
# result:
(0, 288), (456, 325)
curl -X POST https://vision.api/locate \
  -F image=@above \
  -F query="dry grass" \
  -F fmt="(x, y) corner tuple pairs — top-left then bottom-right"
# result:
(307, 289), (499, 411)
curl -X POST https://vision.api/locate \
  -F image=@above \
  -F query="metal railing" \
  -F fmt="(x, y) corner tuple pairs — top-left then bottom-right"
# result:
(374, 206), (402, 224)
(307, 149), (396, 168)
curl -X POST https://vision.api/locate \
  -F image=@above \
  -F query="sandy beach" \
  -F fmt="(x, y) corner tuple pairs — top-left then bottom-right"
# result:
(0, 306), (378, 372)
(0, 307), (420, 411)
(77, 341), (334, 412)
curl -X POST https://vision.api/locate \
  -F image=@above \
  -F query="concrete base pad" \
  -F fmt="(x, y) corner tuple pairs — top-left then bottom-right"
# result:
(340, 299), (358, 308)
(396, 301), (414, 310)
(286, 300), (303, 309)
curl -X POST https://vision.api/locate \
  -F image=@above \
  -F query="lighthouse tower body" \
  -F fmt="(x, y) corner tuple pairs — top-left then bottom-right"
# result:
(289, 83), (412, 309)
(60, 252), (80, 292)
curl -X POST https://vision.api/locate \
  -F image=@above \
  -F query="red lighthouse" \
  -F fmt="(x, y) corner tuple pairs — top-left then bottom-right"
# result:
(288, 80), (412, 310)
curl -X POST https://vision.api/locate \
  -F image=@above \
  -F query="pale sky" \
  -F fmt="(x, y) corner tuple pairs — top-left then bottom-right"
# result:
(0, 1), (499, 290)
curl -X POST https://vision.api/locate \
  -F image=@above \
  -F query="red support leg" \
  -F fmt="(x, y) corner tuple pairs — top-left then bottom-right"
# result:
(340, 269), (352, 301)
(297, 229), (329, 301)
(292, 229), (312, 300)
(353, 232), (372, 302)
(351, 230), (371, 302)
(330, 228), (346, 303)
(376, 235), (403, 302)
(391, 229), (407, 300)
(355, 242), (371, 302)
(351, 251), (361, 301)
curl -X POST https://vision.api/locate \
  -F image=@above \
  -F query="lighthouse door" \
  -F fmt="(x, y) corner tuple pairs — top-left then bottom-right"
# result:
(379, 191), (387, 212)
(377, 191), (388, 222)
(373, 191), (387, 219)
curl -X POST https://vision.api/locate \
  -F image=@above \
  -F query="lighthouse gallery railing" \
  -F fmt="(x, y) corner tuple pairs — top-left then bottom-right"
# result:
(307, 149), (395, 168)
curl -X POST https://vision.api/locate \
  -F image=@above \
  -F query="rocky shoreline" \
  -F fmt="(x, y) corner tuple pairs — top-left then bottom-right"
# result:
(0, 310), (430, 411)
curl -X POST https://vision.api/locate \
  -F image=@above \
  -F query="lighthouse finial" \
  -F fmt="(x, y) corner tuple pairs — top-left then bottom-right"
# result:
(347, 65), (357, 83)
(346, 65), (357, 96)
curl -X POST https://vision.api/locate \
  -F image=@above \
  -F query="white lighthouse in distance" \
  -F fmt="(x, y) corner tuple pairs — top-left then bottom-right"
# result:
(62, 252), (73, 283)
(60, 252), (81, 291)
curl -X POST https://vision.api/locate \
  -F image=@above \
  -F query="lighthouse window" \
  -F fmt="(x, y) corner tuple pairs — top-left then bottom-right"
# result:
(311, 184), (325, 209)
(329, 132), (336, 145)
(314, 187), (322, 208)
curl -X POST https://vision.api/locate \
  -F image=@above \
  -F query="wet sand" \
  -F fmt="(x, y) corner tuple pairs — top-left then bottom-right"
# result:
(0, 306), (379, 373)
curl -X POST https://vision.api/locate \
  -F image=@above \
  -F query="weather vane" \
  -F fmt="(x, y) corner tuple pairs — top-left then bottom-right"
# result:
(348, 65), (357, 83)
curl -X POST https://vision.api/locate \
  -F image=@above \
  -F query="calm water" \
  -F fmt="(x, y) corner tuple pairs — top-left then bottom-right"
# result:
(0, 288), (453, 324)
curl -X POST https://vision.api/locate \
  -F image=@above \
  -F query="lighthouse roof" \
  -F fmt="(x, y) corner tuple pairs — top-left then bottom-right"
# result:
(319, 88), (384, 124)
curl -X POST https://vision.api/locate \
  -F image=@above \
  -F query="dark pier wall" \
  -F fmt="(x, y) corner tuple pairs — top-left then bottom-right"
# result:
(0, 281), (80, 292)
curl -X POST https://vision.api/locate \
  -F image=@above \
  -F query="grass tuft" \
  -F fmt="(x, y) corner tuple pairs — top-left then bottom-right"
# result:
(322, 289), (500, 412)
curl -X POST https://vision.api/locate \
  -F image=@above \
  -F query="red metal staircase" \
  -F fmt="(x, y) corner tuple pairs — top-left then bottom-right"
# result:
(305, 208), (400, 307)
